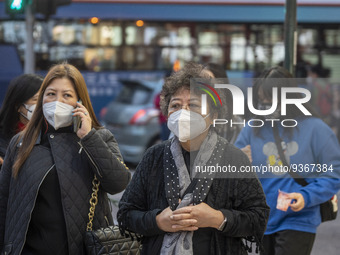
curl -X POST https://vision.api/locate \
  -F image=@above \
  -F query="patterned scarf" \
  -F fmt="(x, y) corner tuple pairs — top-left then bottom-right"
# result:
(160, 130), (219, 255)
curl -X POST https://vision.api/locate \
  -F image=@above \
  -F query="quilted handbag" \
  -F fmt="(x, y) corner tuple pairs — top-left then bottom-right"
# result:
(84, 176), (142, 255)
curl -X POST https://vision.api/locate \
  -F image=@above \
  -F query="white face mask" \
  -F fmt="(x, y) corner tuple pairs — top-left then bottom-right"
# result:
(257, 102), (272, 111)
(167, 109), (210, 142)
(43, 101), (74, 130)
(20, 104), (36, 120)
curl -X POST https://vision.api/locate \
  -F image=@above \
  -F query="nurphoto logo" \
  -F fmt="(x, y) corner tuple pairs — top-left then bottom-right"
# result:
(195, 79), (312, 128)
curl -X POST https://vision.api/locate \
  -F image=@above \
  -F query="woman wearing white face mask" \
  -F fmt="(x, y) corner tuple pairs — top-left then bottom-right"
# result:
(0, 63), (131, 255)
(118, 62), (269, 255)
(0, 74), (42, 169)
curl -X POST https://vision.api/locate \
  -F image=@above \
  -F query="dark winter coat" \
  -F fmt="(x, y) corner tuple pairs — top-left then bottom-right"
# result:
(0, 128), (131, 255)
(0, 133), (10, 161)
(118, 139), (270, 255)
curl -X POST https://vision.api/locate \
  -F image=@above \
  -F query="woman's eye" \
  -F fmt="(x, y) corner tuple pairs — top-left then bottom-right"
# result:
(190, 104), (200, 109)
(65, 94), (72, 98)
(47, 92), (55, 96)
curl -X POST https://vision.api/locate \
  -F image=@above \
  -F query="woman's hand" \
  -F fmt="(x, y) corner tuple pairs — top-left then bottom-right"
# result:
(0, 156), (3, 166)
(288, 192), (305, 212)
(172, 203), (225, 230)
(72, 102), (92, 139)
(156, 207), (198, 232)
(241, 145), (252, 163)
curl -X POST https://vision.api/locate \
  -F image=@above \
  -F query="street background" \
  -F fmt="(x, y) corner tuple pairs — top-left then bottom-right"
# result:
(2, 1), (340, 254)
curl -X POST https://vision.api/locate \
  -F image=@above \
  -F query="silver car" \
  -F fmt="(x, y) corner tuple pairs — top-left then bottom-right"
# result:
(101, 79), (163, 165)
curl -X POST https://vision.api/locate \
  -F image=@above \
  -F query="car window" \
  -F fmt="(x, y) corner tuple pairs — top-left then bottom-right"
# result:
(117, 84), (152, 105)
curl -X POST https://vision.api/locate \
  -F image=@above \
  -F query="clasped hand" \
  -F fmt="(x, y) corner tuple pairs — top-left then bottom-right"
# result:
(156, 202), (224, 233)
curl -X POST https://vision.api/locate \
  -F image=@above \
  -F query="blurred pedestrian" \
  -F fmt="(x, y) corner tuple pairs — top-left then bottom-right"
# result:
(203, 62), (242, 143)
(332, 85), (340, 142)
(235, 66), (340, 255)
(203, 62), (228, 79)
(0, 63), (131, 254)
(154, 70), (173, 141)
(0, 74), (43, 169)
(154, 92), (171, 141)
(307, 64), (333, 125)
(118, 62), (269, 255)
(295, 44), (311, 81)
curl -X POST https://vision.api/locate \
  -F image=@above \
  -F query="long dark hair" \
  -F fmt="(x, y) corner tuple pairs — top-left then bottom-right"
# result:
(13, 63), (102, 177)
(253, 66), (319, 135)
(253, 66), (318, 119)
(0, 74), (43, 138)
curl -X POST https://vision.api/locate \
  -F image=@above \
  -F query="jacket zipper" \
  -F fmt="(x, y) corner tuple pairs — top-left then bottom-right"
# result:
(78, 141), (103, 178)
(18, 164), (55, 255)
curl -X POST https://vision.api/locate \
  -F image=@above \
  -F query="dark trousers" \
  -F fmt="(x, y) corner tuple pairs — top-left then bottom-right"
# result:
(261, 230), (316, 255)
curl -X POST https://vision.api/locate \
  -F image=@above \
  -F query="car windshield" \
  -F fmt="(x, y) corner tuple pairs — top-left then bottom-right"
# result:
(117, 83), (152, 105)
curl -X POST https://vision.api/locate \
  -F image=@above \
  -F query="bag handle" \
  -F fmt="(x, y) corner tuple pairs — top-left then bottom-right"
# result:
(272, 125), (308, 187)
(87, 175), (100, 231)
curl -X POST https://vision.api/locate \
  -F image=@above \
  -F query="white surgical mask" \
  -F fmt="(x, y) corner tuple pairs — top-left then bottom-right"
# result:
(20, 104), (36, 120)
(43, 101), (74, 130)
(257, 102), (272, 111)
(167, 109), (210, 142)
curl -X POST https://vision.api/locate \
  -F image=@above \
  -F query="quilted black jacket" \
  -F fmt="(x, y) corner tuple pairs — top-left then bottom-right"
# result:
(0, 133), (10, 161)
(0, 128), (131, 255)
(118, 139), (270, 255)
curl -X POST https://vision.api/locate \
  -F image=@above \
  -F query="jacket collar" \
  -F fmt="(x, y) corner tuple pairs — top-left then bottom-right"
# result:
(16, 130), (42, 148)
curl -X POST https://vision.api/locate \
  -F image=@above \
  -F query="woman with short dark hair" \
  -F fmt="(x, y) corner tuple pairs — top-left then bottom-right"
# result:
(118, 62), (269, 255)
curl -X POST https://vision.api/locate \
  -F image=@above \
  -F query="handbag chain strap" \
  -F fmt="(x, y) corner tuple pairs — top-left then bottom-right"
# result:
(87, 175), (100, 231)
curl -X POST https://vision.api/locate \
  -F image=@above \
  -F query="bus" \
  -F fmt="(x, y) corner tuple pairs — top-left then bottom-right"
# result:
(1, 0), (340, 114)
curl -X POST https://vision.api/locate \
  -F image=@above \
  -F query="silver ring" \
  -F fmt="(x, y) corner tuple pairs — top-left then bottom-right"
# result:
(84, 112), (88, 116)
